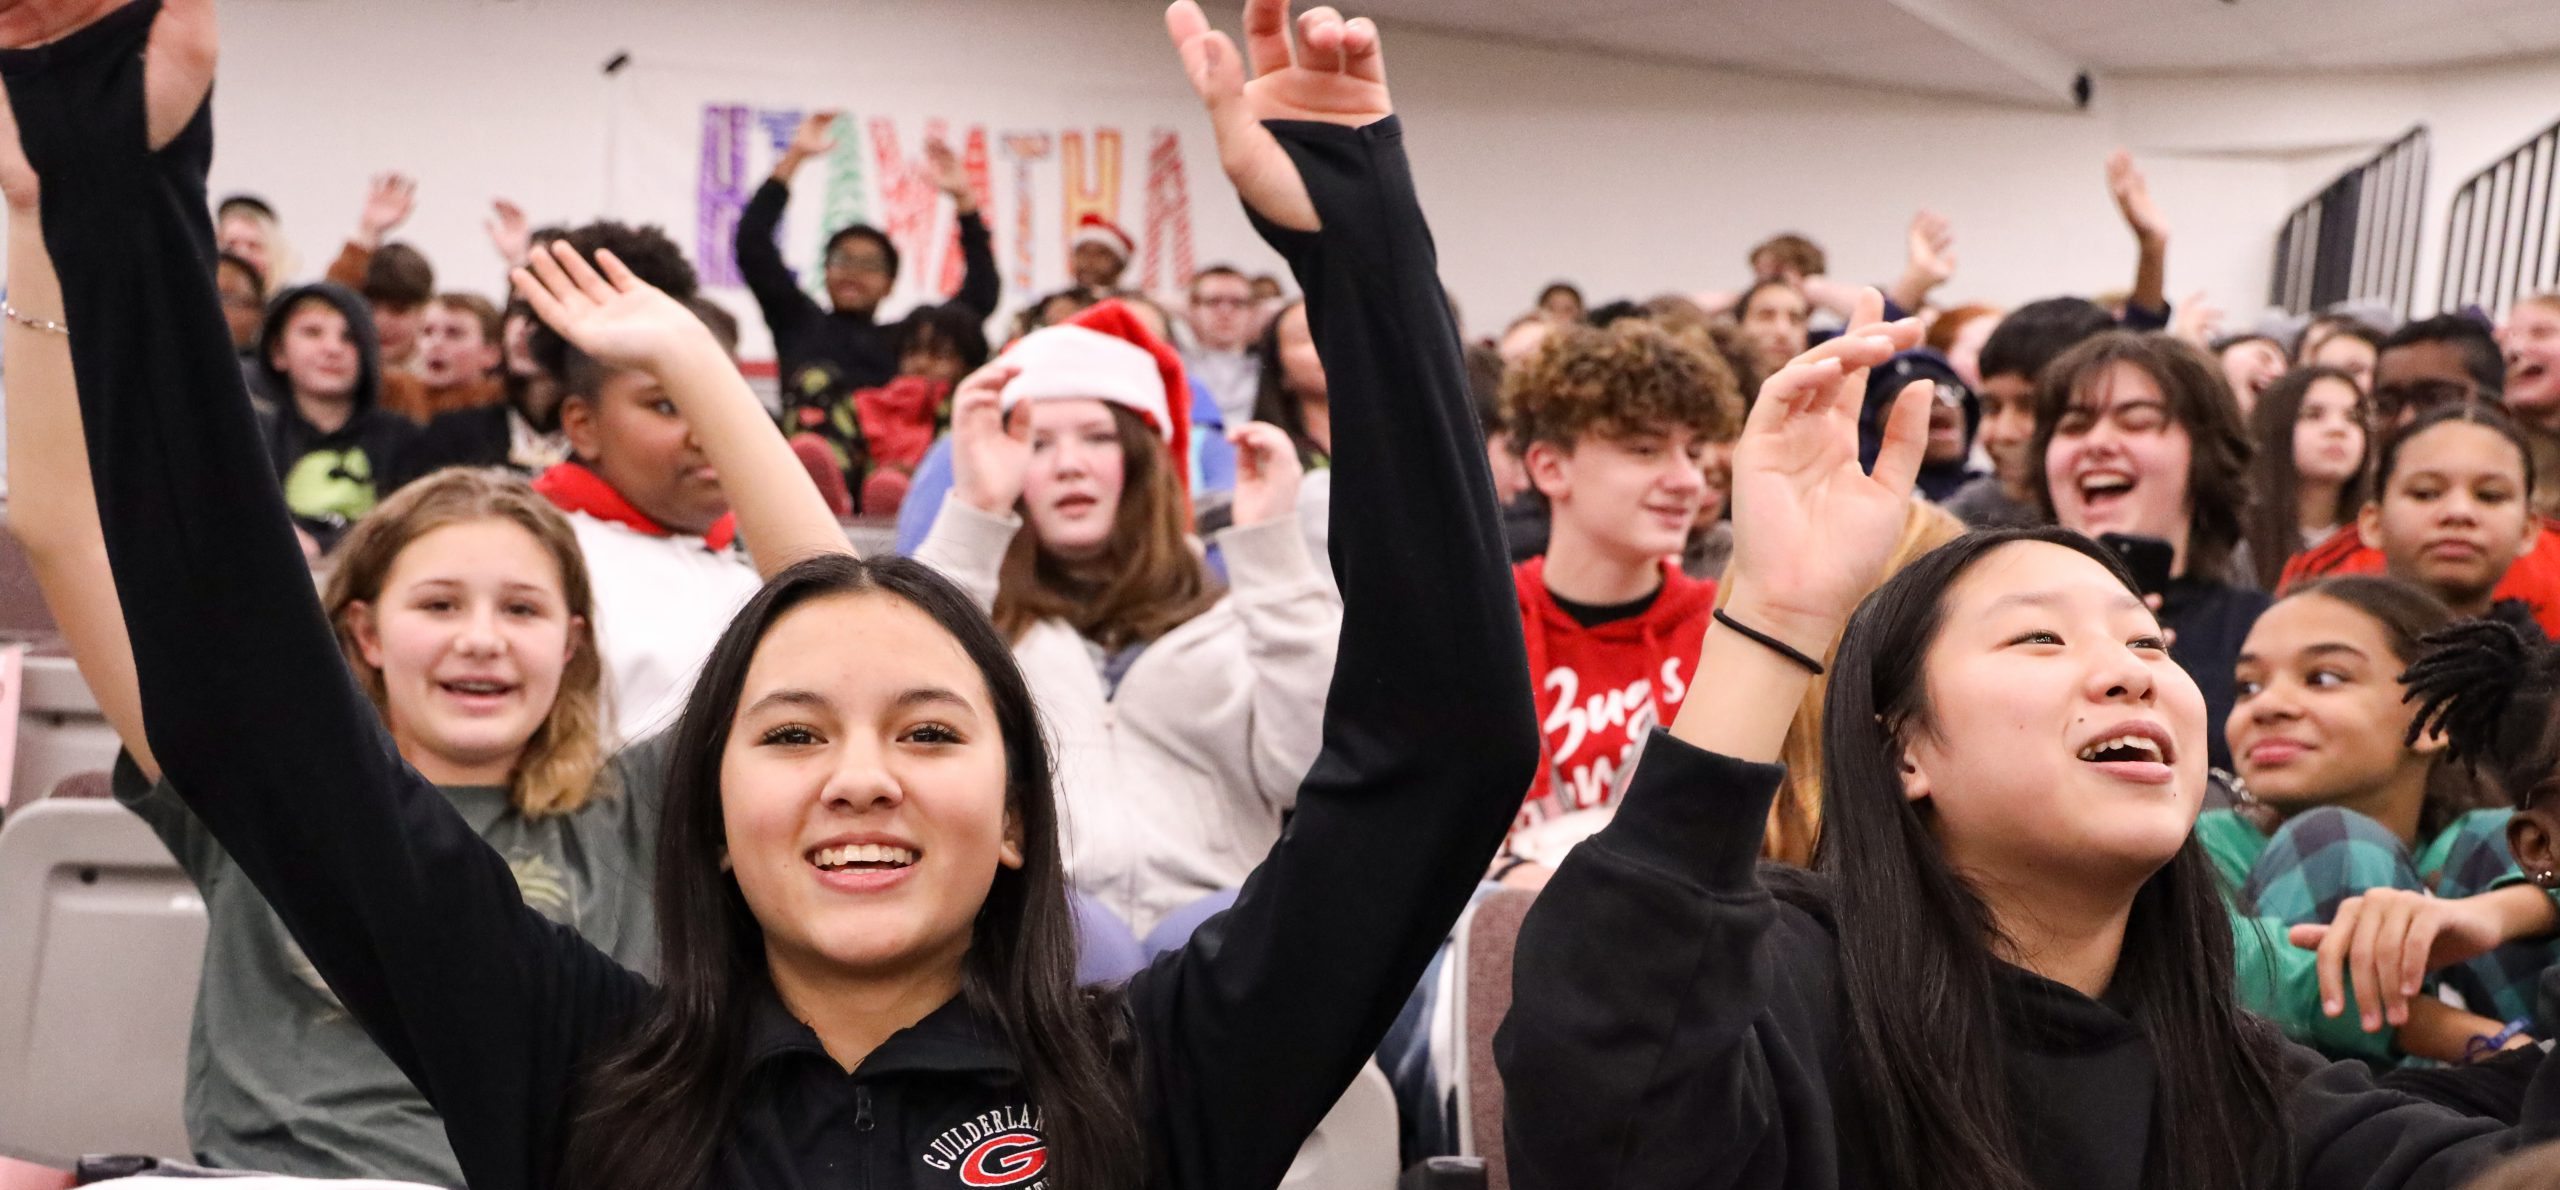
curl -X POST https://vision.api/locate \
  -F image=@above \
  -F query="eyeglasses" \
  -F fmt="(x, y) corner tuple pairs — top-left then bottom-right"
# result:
(824, 252), (893, 275)
(1193, 296), (1252, 311)
(2371, 378), (2476, 419)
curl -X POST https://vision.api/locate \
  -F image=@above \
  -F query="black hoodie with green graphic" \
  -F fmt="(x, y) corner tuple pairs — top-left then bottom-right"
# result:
(252, 281), (417, 548)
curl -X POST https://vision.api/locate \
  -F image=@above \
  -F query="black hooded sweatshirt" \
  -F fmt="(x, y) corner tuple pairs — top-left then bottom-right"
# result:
(252, 280), (418, 547)
(1497, 728), (2560, 1190)
(3, 8), (1537, 1190)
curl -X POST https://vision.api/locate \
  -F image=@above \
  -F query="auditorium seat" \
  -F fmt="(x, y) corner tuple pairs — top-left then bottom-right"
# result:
(0, 799), (203, 1168)
(1449, 887), (1536, 1190)
(10, 655), (120, 813)
(1281, 1061), (1400, 1190)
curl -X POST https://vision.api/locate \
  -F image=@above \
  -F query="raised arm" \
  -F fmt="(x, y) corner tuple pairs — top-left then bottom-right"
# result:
(1, 137), (155, 782)
(0, 10), (639, 1188)
(513, 240), (849, 575)
(1125, 4), (1539, 1186)
(2108, 150), (2170, 326)
(927, 136), (1003, 319)
(734, 111), (832, 348)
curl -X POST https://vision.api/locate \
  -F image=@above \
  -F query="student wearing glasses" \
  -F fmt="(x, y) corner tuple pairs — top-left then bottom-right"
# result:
(735, 112), (1000, 399)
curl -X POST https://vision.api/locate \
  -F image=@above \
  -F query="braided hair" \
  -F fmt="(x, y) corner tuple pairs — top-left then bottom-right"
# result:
(2402, 611), (2560, 809)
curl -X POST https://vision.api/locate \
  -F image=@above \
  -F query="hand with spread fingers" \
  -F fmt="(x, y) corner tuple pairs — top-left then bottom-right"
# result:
(511, 240), (720, 379)
(1163, 0), (1391, 232)
(1720, 288), (1930, 647)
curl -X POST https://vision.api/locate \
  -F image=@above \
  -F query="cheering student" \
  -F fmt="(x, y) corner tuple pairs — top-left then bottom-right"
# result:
(1497, 288), (2560, 1190)
(0, 7), (1534, 1190)
(737, 110), (997, 398)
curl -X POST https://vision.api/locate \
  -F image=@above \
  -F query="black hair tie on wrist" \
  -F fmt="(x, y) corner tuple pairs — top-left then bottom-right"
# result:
(1714, 608), (1825, 676)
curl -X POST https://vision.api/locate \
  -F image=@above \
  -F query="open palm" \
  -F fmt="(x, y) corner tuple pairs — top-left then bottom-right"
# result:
(1165, 0), (1391, 231)
(0, 0), (214, 209)
(1726, 290), (1929, 630)
(512, 240), (711, 375)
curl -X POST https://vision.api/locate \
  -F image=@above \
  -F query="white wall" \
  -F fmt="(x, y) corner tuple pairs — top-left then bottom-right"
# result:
(93, 0), (2560, 346)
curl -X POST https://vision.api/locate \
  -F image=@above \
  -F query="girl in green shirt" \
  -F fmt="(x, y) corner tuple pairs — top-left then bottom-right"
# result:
(2216, 576), (2557, 1064)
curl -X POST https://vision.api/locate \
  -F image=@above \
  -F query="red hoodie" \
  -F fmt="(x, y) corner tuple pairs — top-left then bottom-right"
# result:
(1514, 556), (1718, 832)
(2279, 518), (2560, 638)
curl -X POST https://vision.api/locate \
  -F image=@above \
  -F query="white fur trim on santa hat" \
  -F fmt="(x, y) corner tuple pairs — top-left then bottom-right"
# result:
(998, 324), (1173, 440)
(1070, 216), (1134, 260)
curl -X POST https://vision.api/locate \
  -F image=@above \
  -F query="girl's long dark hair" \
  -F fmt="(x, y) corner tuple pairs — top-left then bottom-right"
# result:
(558, 554), (1139, 1190)
(2243, 366), (2369, 591)
(1816, 527), (2291, 1190)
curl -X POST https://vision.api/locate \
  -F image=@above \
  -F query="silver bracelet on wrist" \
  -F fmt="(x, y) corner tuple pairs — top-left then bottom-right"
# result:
(1, 301), (68, 335)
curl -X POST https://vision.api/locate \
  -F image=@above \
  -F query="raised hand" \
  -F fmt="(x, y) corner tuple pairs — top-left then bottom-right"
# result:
(355, 172), (416, 246)
(2168, 288), (2223, 346)
(2107, 149), (2169, 246)
(1164, 0), (1391, 232)
(1720, 288), (1928, 646)
(1906, 210), (1955, 287)
(1228, 421), (1306, 527)
(0, 0), (214, 206)
(484, 198), (532, 268)
(773, 112), (840, 181)
(924, 138), (979, 216)
(511, 239), (719, 377)
(949, 363), (1031, 515)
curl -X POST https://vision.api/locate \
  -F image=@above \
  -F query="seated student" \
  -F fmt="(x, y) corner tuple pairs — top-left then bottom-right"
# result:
(915, 302), (1341, 937)
(1497, 291), (2560, 1190)
(385, 293), (616, 492)
(520, 223), (765, 745)
(2243, 366), (2370, 590)
(1859, 349), (1977, 503)
(2031, 330), (2268, 771)
(2372, 314), (2508, 428)
(1, 5), (1535, 1187)
(1942, 297), (2116, 529)
(252, 280), (421, 552)
(2347, 403), (2546, 627)
(736, 112), (996, 398)
(1068, 212), (1136, 298)
(781, 301), (987, 518)
(406, 292), (506, 418)
(2300, 314), (2384, 396)
(5, 186), (791, 1183)
(1497, 321), (1741, 877)
(1733, 277), (1811, 379)
(2216, 332), (2290, 415)
(216, 249), (264, 356)
(2213, 577), (2555, 1065)
(1183, 264), (1263, 428)
(215, 192), (289, 288)
(2501, 293), (2560, 518)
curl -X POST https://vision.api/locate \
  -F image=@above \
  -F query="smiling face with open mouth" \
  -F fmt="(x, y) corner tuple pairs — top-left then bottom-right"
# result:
(350, 518), (581, 787)
(720, 591), (1019, 987)
(2505, 298), (2560, 428)
(1899, 541), (2208, 886)
(2044, 359), (2197, 570)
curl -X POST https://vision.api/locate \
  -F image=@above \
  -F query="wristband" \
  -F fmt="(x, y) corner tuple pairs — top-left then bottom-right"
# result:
(2463, 1017), (2533, 1063)
(1713, 609), (1824, 676)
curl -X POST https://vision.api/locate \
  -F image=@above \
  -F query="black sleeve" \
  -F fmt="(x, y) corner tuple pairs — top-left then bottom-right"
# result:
(1495, 730), (1805, 1190)
(736, 176), (823, 359)
(0, 14), (646, 1190)
(1122, 116), (1541, 1190)
(952, 209), (1000, 320)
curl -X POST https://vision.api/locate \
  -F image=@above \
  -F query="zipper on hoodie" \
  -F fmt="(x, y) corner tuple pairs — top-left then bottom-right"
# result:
(853, 1085), (874, 1132)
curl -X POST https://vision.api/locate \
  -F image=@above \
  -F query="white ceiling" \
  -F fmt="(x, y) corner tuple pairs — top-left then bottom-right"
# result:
(1335, 0), (2560, 107)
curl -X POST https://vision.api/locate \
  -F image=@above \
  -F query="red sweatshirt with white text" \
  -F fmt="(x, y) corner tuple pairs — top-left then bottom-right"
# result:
(1512, 556), (1716, 836)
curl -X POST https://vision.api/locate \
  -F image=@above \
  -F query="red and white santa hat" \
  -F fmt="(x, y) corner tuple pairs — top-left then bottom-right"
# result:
(1068, 213), (1135, 262)
(998, 299), (1192, 497)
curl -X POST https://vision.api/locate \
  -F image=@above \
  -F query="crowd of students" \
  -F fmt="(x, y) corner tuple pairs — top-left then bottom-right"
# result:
(9, 0), (2560, 1186)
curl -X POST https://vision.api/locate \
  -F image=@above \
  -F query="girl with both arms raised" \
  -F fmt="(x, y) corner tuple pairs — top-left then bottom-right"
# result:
(0, 2), (1536, 1189)
(1498, 289), (2560, 1189)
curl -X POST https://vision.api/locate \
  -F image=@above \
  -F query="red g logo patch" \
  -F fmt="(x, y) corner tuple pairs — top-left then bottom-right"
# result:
(959, 1131), (1047, 1187)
